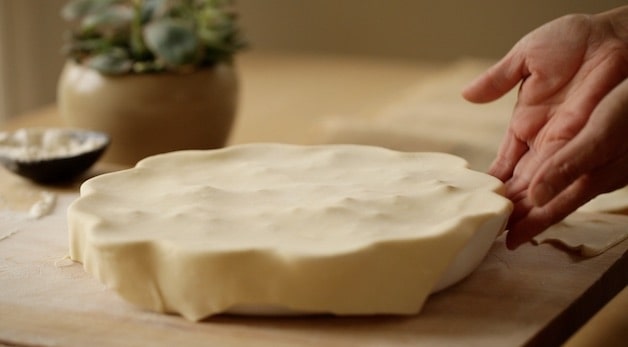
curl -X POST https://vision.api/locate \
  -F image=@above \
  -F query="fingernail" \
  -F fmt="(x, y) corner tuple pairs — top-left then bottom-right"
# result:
(531, 182), (554, 207)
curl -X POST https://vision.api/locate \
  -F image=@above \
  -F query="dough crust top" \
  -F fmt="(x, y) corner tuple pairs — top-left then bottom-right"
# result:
(69, 144), (511, 320)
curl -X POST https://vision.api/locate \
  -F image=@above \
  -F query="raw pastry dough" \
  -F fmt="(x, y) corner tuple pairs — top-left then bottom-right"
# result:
(533, 187), (628, 257)
(68, 144), (511, 321)
(533, 212), (628, 257)
(577, 187), (628, 214)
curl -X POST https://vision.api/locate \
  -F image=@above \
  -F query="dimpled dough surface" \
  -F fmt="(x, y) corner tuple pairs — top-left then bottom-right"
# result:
(68, 144), (511, 321)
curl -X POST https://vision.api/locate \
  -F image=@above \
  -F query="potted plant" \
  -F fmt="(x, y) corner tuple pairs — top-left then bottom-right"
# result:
(57, 0), (245, 165)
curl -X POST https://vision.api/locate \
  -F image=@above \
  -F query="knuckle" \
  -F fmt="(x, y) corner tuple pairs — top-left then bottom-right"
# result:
(554, 160), (579, 185)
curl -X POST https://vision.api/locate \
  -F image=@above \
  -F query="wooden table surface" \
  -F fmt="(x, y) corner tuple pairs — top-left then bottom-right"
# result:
(1, 51), (626, 347)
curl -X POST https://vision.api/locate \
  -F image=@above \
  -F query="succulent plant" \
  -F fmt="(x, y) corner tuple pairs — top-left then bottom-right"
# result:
(61, 0), (245, 74)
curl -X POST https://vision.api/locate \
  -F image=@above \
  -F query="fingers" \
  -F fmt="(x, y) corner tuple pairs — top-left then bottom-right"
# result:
(506, 107), (628, 249)
(505, 95), (628, 249)
(527, 121), (600, 207)
(529, 78), (628, 207)
(506, 157), (627, 249)
(462, 50), (527, 103)
(528, 142), (596, 207)
(505, 187), (583, 250)
(488, 130), (528, 182)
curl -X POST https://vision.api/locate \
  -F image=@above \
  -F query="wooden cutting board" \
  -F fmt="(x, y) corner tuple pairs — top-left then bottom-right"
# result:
(0, 180), (626, 347)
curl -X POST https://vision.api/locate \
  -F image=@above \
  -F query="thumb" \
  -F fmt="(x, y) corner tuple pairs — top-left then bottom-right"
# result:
(462, 50), (527, 103)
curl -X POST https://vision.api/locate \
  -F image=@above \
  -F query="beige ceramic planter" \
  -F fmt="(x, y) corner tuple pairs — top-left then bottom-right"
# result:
(57, 60), (238, 166)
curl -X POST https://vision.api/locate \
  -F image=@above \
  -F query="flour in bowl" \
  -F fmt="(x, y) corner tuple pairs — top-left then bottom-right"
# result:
(0, 128), (108, 162)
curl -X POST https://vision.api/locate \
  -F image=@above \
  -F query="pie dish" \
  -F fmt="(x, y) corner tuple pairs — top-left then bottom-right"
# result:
(68, 144), (512, 320)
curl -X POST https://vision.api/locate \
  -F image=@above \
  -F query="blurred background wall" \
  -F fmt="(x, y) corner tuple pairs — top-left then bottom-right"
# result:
(0, 0), (67, 123)
(0, 0), (625, 122)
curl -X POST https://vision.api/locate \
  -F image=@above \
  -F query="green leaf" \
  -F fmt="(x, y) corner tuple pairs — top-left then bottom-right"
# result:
(197, 27), (221, 46)
(85, 48), (133, 75)
(143, 18), (198, 67)
(140, 0), (169, 22)
(63, 37), (110, 55)
(81, 4), (134, 33)
(61, 0), (93, 21)
(62, 0), (243, 71)
(61, 0), (120, 21)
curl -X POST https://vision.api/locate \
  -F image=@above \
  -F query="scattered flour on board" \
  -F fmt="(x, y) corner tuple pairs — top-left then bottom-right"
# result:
(0, 211), (26, 241)
(0, 191), (57, 241)
(29, 191), (57, 219)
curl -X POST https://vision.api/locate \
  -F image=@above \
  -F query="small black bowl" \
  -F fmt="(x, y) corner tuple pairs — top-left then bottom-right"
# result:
(0, 128), (110, 184)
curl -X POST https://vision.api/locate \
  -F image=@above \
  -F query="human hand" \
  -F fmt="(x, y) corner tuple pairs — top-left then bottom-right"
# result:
(462, 7), (628, 249)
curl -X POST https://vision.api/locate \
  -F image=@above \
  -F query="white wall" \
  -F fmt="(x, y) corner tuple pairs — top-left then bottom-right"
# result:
(0, 0), (66, 122)
(0, 1), (8, 122)
(236, 0), (626, 60)
(0, 0), (625, 122)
